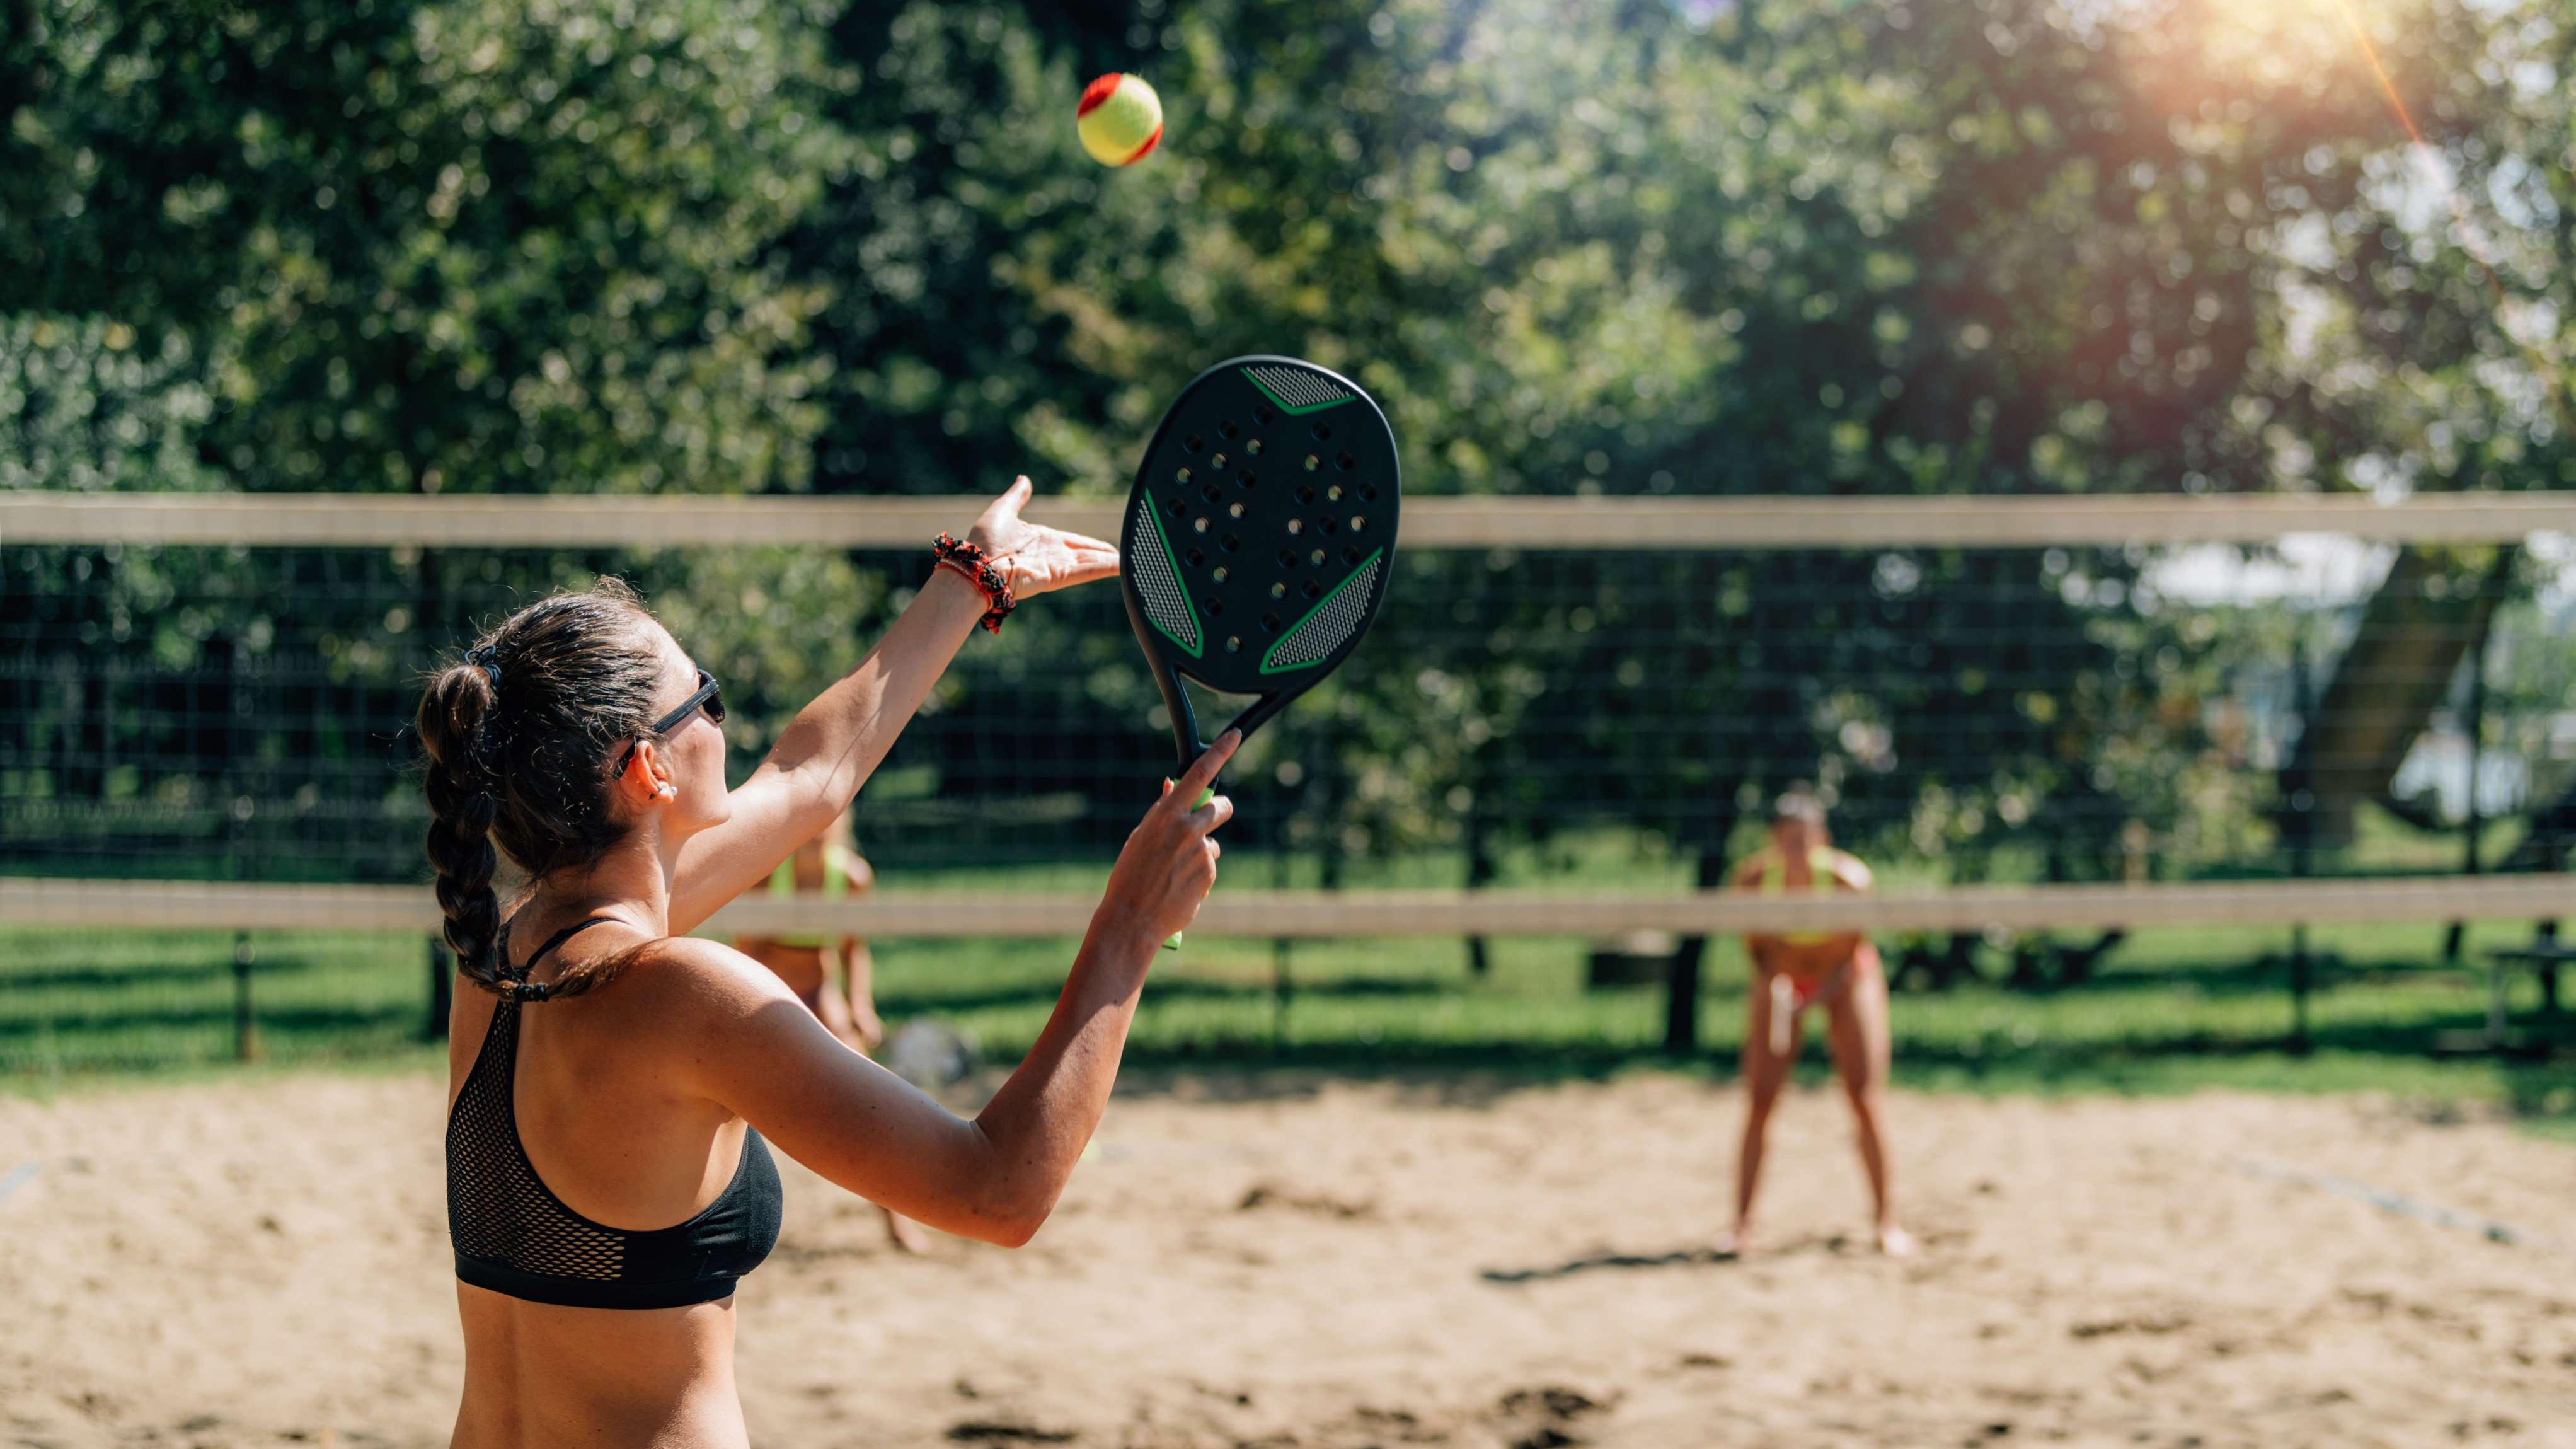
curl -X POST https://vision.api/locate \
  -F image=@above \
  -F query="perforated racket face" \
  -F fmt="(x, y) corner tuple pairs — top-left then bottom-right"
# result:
(1121, 357), (1400, 698)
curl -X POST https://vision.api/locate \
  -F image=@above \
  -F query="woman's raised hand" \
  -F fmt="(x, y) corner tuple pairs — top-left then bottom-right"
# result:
(1098, 732), (1238, 950)
(969, 477), (1120, 599)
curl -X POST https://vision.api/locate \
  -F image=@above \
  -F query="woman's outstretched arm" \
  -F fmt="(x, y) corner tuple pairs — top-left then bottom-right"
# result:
(665, 478), (1118, 933)
(679, 736), (1239, 1244)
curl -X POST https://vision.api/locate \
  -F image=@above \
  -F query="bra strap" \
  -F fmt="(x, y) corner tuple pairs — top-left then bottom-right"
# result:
(502, 916), (627, 1002)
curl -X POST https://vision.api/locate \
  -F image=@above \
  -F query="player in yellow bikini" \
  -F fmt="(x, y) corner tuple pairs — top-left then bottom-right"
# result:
(733, 808), (928, 1251)
(1721, 788), (1910, 1257)
(735, 808), (882, 1049)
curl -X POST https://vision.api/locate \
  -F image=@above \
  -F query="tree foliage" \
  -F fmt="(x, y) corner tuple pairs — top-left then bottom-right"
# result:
(3, 0), (2568, 883)
(3, 0), (847, 495)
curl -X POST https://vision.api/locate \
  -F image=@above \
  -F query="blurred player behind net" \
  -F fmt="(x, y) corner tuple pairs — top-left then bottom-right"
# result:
(733, 807), (928, 1253)
(1720, 787), (1911, 1258)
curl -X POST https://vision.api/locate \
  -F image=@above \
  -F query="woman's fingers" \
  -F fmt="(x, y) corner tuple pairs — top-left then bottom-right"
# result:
(1103, 776), (1231, 944)
(994, 521), (1121, 597)
(1057, 556), (1120, 589)
(972, 476), (1034, 541)
(1038, 531), (1118, 564)
(1173, 731), (1240, 802)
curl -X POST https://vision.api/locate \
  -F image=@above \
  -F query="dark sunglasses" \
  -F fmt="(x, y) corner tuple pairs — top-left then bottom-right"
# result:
(618, 668), (725, 772)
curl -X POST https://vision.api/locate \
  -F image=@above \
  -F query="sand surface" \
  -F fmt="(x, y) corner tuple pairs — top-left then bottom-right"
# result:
(3, 1070), (2573, 1448)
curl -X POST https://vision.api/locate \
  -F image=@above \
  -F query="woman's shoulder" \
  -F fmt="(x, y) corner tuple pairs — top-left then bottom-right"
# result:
(599, 935), (844, 1107)
(1825, 850), (1874, 890)
(599, 934), (801, 1023)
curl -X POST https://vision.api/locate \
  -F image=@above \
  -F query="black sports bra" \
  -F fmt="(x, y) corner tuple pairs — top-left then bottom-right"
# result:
(446, 918), (782, 1310)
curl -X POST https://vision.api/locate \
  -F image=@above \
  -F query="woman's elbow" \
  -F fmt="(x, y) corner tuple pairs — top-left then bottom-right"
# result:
(957, 1196), (1051, 1248)
(936, 1175), (1061, 1248)
(982, 1214), (1044, 1250)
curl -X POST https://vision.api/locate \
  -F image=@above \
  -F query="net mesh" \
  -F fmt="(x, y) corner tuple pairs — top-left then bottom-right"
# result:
(9, 497), (2576, 1075)
(8, 527), (2572, 882)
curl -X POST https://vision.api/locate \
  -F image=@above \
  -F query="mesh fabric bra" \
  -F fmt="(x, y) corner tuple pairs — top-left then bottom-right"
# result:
(446, 918), (783, 1310)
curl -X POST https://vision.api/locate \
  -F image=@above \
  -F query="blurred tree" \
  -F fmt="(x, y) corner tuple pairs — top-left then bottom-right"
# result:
(2215, 0), (2576, 849)
(793, 1), (1154, 499)
(1, 0), (848, 497)
(0, 0), (864, 877)
(0, 315), (219, 492)
(978, 0), (2281, 884)
(6, 0), (2567, 901)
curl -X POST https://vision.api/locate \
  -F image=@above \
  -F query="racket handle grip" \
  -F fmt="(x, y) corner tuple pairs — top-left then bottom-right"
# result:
(1160, 781), (1217, 951)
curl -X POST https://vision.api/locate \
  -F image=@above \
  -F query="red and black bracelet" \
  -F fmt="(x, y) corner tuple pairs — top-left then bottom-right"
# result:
(931, 533), (1018, 633)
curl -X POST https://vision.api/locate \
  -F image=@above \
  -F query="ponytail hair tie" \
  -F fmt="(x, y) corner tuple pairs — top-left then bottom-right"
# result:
(458, 645), (507, 780)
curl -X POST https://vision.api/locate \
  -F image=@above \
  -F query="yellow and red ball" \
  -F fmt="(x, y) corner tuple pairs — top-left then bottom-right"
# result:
(1077, 73), (1163, 167)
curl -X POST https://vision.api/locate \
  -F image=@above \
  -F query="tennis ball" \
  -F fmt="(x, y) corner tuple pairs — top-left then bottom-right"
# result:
(1077, 72), (1163, 167)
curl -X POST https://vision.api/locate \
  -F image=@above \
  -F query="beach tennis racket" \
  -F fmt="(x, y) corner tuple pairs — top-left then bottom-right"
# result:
(1120, 356), (1401, 944)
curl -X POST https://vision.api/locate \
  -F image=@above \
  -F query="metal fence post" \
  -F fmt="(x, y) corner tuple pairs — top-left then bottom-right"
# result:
(2287, 635), (2315, 1055)
(231, 932), (259, 1061)
(1664, 851), (1727, 1055)
(427, 937), (454, 1041)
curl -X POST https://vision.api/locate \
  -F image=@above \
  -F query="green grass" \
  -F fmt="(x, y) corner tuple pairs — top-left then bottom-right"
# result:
(8, 911), (2574, 1130)
(0, 927), (442, 1084)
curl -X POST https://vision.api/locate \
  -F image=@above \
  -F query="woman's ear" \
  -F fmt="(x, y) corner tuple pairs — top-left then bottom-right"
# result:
(619, 739), (676, 805)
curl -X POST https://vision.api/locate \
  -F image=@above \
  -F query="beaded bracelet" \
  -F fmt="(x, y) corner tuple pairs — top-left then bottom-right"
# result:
(932, 533), (1018, 633)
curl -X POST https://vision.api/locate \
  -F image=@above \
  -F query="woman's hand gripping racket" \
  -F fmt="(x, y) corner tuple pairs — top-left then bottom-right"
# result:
(1118, 357), (1401, 947)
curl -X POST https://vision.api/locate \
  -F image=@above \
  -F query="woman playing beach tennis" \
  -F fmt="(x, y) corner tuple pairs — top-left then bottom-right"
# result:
(1721, 787), (1910, 1257)
(418, 479), (1238, 1448)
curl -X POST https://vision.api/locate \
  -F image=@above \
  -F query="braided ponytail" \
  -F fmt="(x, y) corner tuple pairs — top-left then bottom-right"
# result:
(419, 657), (509, 992)
(418, 581), (668, 1000)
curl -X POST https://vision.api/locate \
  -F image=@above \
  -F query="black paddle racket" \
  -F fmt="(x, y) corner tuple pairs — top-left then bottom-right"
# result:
(1120, 356), (1401, 942)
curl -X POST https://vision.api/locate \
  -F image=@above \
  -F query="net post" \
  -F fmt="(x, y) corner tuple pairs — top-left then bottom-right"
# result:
(231, 932), (260, 1063)
(1463, 840), (1504, 974)
(1464, 805), (1495, 977)
(2288, 925), (2313, 1055)
(1663, 852), (1727, 1055)
(2285, 635), (2316, 1056)
(1662, 941), (1704, 1055)
(2539, 918), (2562, 1017)
(2445, 565), (2500, 964)
(1271, 937), (1292, 1053)
(1270, 840), (1292, 1053)
(427, 938), (454, 1041)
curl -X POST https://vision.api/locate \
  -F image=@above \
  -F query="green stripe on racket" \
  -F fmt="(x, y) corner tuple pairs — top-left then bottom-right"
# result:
(1120, 357), (1401, 947)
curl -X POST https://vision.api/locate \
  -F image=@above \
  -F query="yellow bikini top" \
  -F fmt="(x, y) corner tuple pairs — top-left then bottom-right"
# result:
(1752, 845), (1844, 947)
(764, 849), (853, 948)
(768, 852), (853, 900)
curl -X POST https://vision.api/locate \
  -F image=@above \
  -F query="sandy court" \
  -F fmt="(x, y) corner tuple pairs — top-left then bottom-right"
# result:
(2, 1070), (2572, 1449)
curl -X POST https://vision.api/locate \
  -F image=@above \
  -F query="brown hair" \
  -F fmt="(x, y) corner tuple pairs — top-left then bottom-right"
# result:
(1772, 785), (1828, 829)
(415, 579), (666, 1001)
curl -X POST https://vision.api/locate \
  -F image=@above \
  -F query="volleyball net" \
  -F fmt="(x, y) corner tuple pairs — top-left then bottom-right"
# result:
(7, 489), (2575, 1069)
